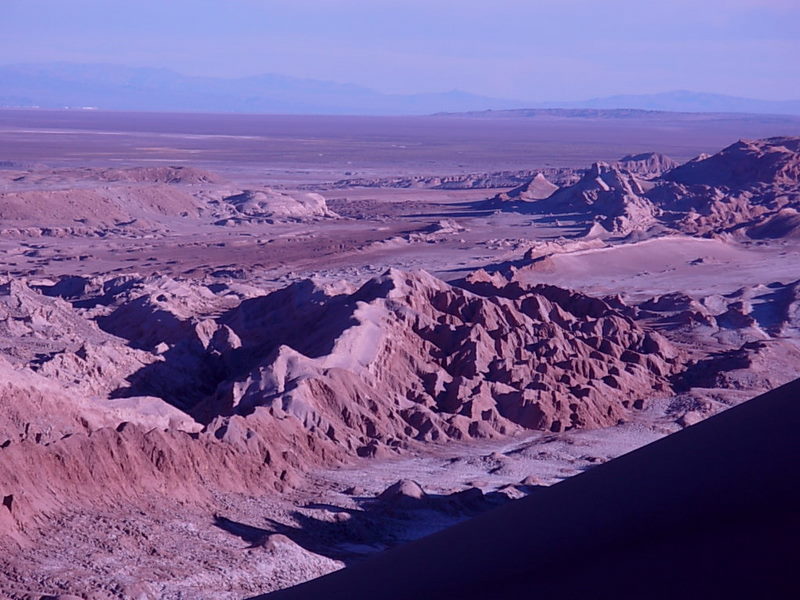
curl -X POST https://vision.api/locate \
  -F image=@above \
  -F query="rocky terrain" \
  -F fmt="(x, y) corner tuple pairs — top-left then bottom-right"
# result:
(0, 113), (798, 599)
(2, 256), (796, 597)
(0, 265), (680, 508)
(322, 167), (581, 191)
(255, 378), (800, 600)
(0, 166), (339, 238)
(484, 137), (800, 238)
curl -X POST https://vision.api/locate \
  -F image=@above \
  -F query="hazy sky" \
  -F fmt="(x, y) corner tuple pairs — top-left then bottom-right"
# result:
(3, 0), (799, 100)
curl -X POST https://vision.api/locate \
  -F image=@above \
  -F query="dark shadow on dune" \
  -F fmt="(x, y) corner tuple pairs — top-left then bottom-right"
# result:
(213, 515), (272, 548)
(216, 488), (520, 565)
(302, 502), (357, 513)
(97, 298), (191, 350)
(218, 280), (358, 362)
(749, 281), (799, 335)
(252, 378), (800, 600)
(672, 342), (763, 391)
(409, 209), (496, 218)
(106, 280), (359, 416)
(109, 343), (225, 413)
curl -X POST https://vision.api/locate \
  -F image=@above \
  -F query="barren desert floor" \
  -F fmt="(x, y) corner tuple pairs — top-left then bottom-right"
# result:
(1, 109), (799, 599)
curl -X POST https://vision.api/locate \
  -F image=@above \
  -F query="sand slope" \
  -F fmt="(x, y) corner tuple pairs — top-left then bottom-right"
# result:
(255, 377), (800, 599)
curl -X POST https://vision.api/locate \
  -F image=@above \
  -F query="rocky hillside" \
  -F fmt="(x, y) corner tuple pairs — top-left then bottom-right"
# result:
(0, 166), (338, 236)
(0, 268), (683, 541)
(488, 137), (800, 238)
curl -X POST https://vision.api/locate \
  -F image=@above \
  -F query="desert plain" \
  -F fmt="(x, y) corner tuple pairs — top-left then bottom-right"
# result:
(1, 108), (799, 599)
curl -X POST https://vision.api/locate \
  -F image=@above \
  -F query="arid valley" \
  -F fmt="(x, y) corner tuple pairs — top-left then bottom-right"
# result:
(1, 108), (799, 599)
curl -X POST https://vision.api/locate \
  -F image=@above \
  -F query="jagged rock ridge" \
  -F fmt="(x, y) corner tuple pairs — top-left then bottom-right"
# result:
(488, 137), (800, 238)
(0, 268), (681, 545)
(198, 268), (680, 450)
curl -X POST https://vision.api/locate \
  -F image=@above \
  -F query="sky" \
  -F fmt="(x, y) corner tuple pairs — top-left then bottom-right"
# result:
(2, 0), (799, 101)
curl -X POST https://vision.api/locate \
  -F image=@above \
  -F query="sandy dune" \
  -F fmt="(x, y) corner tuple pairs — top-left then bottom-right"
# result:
(256, 378), (800, 600)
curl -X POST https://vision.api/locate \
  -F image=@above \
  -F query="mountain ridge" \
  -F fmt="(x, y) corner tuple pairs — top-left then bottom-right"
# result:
(2, 63), (799, 116)
(0, 62), (526, 116)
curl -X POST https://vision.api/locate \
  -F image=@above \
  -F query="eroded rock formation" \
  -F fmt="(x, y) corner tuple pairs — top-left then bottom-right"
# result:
(488, 137), (800, 238)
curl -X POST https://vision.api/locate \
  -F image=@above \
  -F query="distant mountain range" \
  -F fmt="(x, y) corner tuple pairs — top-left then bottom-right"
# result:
(550, 91), (800, 117)
(0, 63), (526, 116)
(1, 63), (799, 116)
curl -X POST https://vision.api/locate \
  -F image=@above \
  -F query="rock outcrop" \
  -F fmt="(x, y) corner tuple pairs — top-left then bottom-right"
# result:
(0, 165), (337, 237)
(326, 168), (580, 191)
(3, 165), (224, 186)
(747, 208), (800, 239)
(539, 162), (659, 235)
(221, 189), (337, 222)
(499, 173), (559, 202)
(0, 268), (682, 544)
(484, 137), (800, 239)
(664, 137), (800, 188)
(198, 269), (680, 451)
(615, 152), (678, 178)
